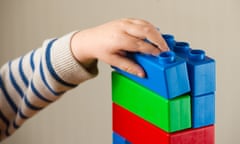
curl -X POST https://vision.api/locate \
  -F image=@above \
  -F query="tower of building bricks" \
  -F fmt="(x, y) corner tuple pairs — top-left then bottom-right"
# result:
(112, 34), (216, 144)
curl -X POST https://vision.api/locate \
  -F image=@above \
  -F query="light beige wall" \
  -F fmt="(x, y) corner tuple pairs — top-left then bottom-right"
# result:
(0, 0), (239, 143)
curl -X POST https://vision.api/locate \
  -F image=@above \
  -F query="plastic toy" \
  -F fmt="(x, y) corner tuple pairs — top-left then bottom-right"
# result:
(192, 93), (215, 128)
(113, 103), (214, 144)
(113, 51), (190, 99)
(112, 33), (216, 143)
(112, 72), (191, 132)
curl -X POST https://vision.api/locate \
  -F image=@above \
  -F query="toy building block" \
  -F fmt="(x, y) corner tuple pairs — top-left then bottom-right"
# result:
(113, 132), (131, 144)
(186, 49), (215, 96)
(167, 36), (216, 96)
(192, 93), (215, 128)
(170, 125), (214, 144)
(113, 51), (190, 99)
(112, 71), (191, 132)
(163, 35), (216, 126)
(113, 103), (215, 144)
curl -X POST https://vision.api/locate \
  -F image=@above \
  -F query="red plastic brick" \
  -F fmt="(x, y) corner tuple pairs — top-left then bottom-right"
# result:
(113, 103), (214, 144)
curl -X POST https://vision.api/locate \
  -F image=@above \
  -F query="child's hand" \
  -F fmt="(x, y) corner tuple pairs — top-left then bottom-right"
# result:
(71, 18), (169, 77)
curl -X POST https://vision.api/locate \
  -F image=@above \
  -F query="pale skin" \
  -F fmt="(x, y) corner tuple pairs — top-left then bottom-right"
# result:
(70, 18), (169, 77)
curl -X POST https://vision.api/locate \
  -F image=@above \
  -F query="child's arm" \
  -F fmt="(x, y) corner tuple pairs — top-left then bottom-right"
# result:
(0, 18), (168, 141)
(0, 31), (98, 141)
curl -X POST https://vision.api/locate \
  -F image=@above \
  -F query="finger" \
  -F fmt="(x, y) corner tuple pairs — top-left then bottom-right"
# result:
(123, 18), (152, 25)
(128, 25), (169, 51)
(110, 54), (145, 78)
(120, 34), (161, 55)
(121, 21), (169, 51)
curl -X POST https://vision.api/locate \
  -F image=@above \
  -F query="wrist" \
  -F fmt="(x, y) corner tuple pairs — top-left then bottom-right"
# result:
(70, 31), (97, 69)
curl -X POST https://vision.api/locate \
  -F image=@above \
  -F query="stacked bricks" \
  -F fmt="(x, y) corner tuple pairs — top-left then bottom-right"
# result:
(112, 34), (215, 144)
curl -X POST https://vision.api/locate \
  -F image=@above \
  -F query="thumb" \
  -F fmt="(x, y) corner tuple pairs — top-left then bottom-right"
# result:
(110, 55), (145, 78)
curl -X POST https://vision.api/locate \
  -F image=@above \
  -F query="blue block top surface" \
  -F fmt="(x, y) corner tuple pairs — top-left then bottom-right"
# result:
(187, 50), (215, 65)
(130, 51), (185, 69)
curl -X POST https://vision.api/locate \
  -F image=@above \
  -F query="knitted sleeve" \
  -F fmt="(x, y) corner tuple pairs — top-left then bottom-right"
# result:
(0, 31), (98, 141)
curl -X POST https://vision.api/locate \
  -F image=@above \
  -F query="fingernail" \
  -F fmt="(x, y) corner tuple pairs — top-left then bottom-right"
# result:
(164, 47), (170, 51)
(163, 43), (170, 51)
(152, 49), (161, 56)
(137, 72), (145, 78)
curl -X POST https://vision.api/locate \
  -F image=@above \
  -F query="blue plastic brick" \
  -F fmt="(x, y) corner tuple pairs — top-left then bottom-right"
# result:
(187, 50), (215, 96)
(113, 132), (131, 144)
(192, 93), (215, 128)
(113, 51), (190, 99)
(162, 34), (216, 126)
(169, 38), (216, 96)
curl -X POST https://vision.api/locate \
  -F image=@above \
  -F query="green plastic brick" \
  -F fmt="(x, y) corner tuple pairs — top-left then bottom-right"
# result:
(112, 72), (191, 132)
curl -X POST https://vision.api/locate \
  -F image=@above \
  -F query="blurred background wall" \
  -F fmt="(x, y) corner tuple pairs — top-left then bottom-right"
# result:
(0, 0), (239, 143)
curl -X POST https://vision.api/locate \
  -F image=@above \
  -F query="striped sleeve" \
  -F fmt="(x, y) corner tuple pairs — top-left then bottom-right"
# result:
(0, 31), (98, 141)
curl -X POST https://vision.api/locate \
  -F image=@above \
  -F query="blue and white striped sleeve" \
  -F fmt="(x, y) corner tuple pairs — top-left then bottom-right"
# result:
(0, 31), (98, 141)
